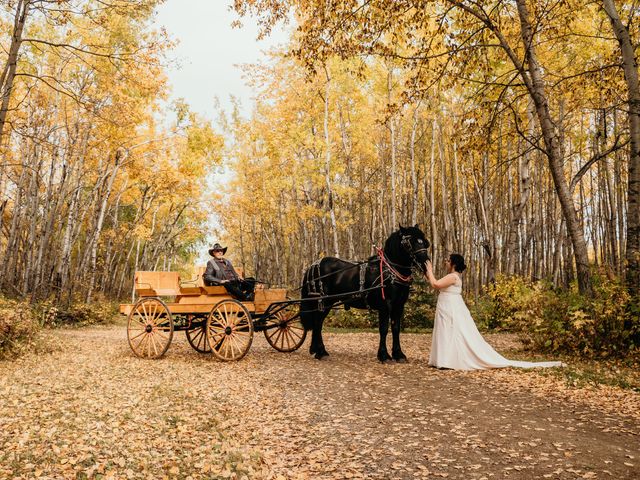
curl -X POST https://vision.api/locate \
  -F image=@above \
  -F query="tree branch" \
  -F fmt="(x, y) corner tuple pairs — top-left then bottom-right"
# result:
(570, 135), (630, 190)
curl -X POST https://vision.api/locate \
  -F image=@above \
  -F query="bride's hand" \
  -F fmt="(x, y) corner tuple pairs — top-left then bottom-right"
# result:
(426, 260), (433, 274)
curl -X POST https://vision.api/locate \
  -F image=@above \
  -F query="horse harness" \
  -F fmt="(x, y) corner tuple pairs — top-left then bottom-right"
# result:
(304, 236), (425, 310)
(400, 234), (428, 272)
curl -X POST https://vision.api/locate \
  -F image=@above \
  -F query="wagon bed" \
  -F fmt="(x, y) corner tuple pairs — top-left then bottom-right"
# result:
(120, 270), (306, 361)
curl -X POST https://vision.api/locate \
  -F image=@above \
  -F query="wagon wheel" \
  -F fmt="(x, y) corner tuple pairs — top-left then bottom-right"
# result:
(185, 317), (210, 354)
(127, 297), (173, 359)
(264, 305), (307, 353)
(206, 299), (253, 361)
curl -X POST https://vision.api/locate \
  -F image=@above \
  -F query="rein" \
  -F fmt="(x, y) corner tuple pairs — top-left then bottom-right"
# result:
(295, 232), (427, 302)
(374, 246), (413, 300)
(291, 260), (369, 292)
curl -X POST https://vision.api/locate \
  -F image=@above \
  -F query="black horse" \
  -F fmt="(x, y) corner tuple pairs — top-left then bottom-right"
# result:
(300, 225), (430, 362)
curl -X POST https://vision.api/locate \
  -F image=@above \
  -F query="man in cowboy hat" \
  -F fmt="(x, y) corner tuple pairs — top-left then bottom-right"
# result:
(203, 243), (255, 301)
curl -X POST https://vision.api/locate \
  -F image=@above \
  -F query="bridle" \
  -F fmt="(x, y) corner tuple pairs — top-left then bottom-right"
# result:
(400, 234), (429, 271)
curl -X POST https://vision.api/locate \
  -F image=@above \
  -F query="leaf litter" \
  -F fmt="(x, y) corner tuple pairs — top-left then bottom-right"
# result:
(0, 326), (638, 479)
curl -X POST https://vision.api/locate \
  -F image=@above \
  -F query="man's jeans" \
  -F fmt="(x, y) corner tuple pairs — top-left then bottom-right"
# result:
(223, 278), (256, 301)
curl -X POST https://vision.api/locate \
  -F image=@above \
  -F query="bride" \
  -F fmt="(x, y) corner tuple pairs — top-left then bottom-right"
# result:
(426, 254), (563, 370)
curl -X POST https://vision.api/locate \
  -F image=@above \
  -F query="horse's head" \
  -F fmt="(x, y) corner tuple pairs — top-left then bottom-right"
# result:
(397, 224), (431, 274)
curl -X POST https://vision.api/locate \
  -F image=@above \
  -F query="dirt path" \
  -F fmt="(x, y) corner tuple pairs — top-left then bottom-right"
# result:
(1, 326), (638, 479)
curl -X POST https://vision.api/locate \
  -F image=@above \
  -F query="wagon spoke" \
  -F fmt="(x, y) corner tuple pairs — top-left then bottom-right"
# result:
(210, 333), (225, 352)
(233, 318), (251, 335)
(154, 329), (169, 341)
(271, 327), (284, 346)
(150, 334), (159, 357)
(133, 311), (146, 327)
(213, 310), (226, 328)
(155, 313), (170, 327)
(263, 307), (306, 353)
(191, 327), (203, 343)
(231, 330), (250, 347)
(228, 335), (241, 357)
(279, 328), (290, 350)
(148, 334), (156, 358)
(135, 333), (148, 354)
(128, 329), (146, 342)
(141, 300), (149, 323)
(128, 298), (173, 359)
(207, 300), (253, 361)
(144, 333), (151, 357)
(288, 326), (304, 341)
(209, 330), (225, 344)
(209, 329), (225, 345)
(284, 330), (293, 350)
(209, 324), (225, 335)
(234, 317), (250, 332)
(148, 301), (158, 324)
(236, 335), (250, 353)
(196, 330), (207, 350)
(216, 335), (229, 356)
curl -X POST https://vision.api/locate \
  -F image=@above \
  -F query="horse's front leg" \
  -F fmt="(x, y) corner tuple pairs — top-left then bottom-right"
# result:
(377, 309), (391, 363)
(391, 304), (407, 362)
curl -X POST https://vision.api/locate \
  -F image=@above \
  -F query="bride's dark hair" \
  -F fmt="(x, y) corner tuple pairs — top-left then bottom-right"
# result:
(450, 253), (467, 273)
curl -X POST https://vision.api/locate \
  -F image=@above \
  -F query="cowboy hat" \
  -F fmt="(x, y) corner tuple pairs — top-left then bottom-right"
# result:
(208, 243), (227, 256)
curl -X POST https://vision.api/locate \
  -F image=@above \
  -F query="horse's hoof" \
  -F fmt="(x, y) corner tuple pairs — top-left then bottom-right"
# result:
(314, 351), (329, 360)
(394, 357), (408, 364)
(378, 353), (391, 363)
(379, 358), (392, 364)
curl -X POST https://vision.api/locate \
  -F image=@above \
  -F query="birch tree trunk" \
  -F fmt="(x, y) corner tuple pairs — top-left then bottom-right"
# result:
(429, 119), (439, 262)
(0, 0), (30, 145)
(85, 149), (125, 303)
(515, 0), (592, 294)
(387, 67), (398, 230)
(322, 66), (339, 257)
(410, 105), (419, 225)
(602, 0), (640, 304)
(506, 100), (534, 275)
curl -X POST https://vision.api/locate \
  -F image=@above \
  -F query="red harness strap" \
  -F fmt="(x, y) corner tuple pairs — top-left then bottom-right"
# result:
(374, 246), (413, 300)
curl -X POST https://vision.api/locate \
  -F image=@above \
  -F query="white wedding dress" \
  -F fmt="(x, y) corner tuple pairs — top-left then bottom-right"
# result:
(428, 274), (563, 370)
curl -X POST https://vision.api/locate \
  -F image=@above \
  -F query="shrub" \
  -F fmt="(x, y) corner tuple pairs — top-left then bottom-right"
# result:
(484, 275), (544, 330)
(36, 301), (118, 328)
(403, 276), (437, 330)
(325, 308), (377, 329)
(467, 294), (497, 331)
(0, 297), (40, 359)
(484, 274), (636, 357)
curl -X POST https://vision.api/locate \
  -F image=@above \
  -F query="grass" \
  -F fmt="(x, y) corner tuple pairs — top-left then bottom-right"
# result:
(542, 355), (640, 392)
(501, 346), (640, 392)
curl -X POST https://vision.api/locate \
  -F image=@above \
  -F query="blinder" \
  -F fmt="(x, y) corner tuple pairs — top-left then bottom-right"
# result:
(401, 234), (429, 270)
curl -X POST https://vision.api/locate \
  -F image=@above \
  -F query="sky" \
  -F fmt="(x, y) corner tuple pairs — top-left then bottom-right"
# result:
(155, 0), (290, 120)
(154, 1), (291, 257)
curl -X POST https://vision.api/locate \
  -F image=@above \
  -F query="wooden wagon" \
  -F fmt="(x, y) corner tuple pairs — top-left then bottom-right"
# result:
(120, 270), (306, 361)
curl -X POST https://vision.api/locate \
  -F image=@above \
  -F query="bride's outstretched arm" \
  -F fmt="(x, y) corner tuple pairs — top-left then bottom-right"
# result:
(425, 261), (458, 290)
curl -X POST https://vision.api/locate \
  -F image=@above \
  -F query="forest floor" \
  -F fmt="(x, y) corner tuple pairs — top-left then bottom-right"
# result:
(0, 326), (639, 480)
